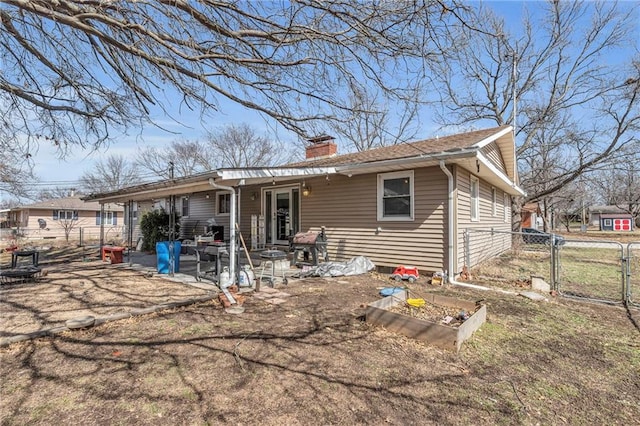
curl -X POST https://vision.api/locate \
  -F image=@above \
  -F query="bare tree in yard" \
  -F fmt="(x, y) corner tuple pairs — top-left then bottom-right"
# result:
(322, 86), (422, 152)
(427, 1), (640, 218)
(1, 1), (471, 186)
(588, 145), (640, 224)
(53, 205), (79, 242)
(136, 139), (213, 179)
(80, 154), (141, 194)
(0, 161), (32, 198)
(36, 187), (80, 201)
(205, 123), (294, 168)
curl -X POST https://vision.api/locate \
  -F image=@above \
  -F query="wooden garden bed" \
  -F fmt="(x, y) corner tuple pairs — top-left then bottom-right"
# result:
(365, 290), (486, 352)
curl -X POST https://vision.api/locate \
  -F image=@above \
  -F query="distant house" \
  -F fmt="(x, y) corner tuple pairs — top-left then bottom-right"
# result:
(0, 208), (9, 229)
(7, 196), (123, 241)
(86, 126), (524, 277)
(589, 205), (634, 231)
(520, 202), (541, 229)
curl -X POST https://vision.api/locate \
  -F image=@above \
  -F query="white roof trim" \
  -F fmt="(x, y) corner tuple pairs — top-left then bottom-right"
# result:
(476, 152), (525, 196)
(218, 167), (337, 180)
(472, 125), (513, 149)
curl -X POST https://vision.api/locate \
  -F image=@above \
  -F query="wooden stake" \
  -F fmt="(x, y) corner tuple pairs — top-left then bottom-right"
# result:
(235, 223), (257, 286)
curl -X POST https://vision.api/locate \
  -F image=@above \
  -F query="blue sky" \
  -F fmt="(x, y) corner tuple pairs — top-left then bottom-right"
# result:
(22, 0), (639, 195)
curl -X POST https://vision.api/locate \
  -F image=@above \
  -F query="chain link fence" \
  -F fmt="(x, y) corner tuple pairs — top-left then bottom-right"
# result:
(465, 228), (639, 306)
(464, 229), (553, 290)
(0, 226), (124, 245)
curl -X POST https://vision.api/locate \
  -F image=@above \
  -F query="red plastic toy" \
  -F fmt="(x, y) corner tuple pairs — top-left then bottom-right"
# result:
(390, 265), (419, 283)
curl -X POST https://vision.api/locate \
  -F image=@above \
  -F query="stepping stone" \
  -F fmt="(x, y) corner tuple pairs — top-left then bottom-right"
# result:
(252, 292), (271, 299)
(66, 315), (95, 329)
(265, 297), (287, 305)
(519, 291), (548, 302)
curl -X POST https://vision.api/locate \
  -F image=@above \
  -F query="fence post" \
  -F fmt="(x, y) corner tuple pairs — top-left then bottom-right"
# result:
(550, 234), (557, 291)
(464, 229), (470, 268)
(623, 245), (631, 304)
(622, 255), (628, 303)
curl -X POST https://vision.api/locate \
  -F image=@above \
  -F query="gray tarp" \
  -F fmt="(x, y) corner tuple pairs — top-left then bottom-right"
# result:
(300, 256), (375, 277)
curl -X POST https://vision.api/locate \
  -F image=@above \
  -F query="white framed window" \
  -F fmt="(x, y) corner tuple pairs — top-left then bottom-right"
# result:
(217, 192), (231, 215)
(181, 196), (190, 217)
(504, 192), (510, 222)
(56, 210), (78, 221)
(470, 176), (479, 221)
(604, 219), (612, 227)
(104, 211), (115, 225)
(491, 187), (497, 217)
(96, 211), (116, 225)
(377, 170), (414, 221)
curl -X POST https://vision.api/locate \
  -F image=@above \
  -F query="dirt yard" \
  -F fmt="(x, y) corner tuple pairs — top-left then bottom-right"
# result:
(1, 245), (639, 425)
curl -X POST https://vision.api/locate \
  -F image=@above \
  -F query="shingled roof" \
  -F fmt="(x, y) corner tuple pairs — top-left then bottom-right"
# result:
(16, 196), (123, 211)
(287, 125), (512, 167)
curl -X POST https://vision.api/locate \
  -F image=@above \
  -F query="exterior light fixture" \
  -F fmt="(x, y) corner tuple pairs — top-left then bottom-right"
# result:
(302, 186), (311, 196)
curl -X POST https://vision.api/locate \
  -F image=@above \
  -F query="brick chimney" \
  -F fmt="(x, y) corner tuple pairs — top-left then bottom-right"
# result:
(306, 135), (337, 159)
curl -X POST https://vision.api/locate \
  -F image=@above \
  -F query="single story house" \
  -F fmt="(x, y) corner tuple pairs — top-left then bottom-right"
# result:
(85, 125), (524, 279)
(6, 196), (123, 241)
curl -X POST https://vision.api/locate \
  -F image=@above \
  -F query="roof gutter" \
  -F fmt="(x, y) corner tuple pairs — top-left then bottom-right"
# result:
(217, 167), (338, 180)
(337, 148), (479, 175)
(208, 178), (236, 288)
(82, 171), (221, 202)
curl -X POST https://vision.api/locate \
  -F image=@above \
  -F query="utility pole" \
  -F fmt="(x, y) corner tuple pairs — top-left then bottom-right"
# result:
(512, 48), (517, 134)
(168, 161), (175, 276)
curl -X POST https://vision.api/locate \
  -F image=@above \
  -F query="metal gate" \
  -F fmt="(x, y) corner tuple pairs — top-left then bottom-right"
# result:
(464, 228), (639, 307)
(556, 240), (626, 304)
(556, 241), (640, 306)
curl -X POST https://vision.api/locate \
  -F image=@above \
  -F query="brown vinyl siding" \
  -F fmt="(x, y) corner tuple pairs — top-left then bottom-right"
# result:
(455, 167), (512, 272)
(480, 142), (507, 176)
(300, 167), (448, 273)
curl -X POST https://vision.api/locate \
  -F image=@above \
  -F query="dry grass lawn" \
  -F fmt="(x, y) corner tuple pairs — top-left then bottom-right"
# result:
(1, 243), (639, 425)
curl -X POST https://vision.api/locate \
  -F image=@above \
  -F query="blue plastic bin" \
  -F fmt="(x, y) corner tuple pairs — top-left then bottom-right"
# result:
(156, 241), (181, 274)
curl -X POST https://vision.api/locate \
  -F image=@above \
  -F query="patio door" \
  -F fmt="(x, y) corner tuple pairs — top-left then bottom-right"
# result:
(263, 186), (300, 245)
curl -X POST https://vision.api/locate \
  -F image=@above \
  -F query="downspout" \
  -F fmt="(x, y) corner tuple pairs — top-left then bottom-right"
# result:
(208, 178), (236, 288)
(440, 160), (518, 295)
(439, 161), (455, 284)
(439, 161), (518, 294)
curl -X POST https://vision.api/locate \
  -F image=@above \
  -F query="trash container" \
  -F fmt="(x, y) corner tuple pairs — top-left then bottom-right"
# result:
(156, 241), (181, 274)
(110, 247), (125, 264)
